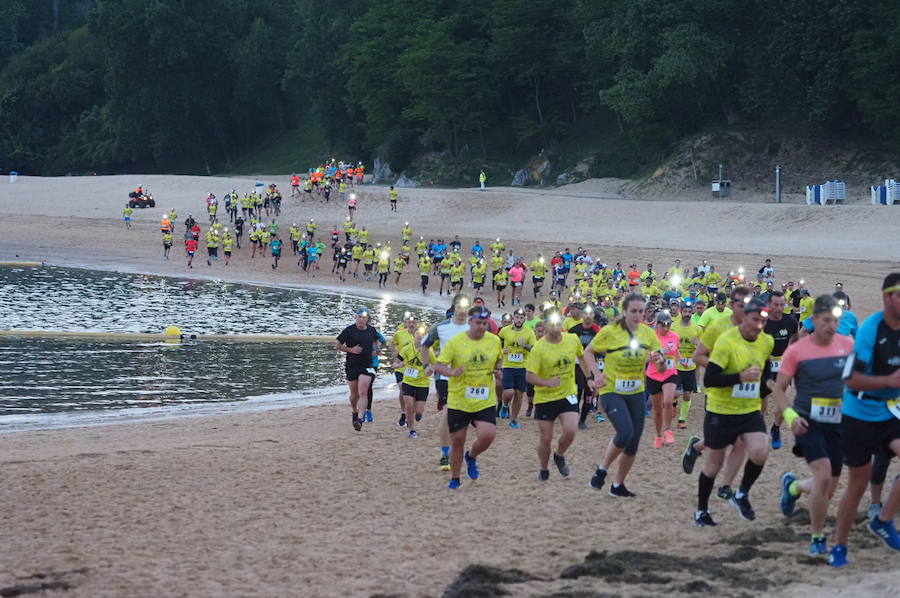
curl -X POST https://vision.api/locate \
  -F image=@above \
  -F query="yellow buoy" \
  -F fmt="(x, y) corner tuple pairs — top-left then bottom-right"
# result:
(164, 325), (182, 337)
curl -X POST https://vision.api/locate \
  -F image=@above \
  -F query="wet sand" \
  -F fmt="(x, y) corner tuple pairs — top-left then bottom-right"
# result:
(0, 175), (898, 597)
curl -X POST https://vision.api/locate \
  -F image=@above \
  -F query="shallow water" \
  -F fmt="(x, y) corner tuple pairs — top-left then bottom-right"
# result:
(0, 266), (439, 422)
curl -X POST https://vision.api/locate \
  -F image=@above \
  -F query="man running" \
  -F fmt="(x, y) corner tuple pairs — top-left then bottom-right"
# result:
(763, 290), (799, 449)
(396, 323), (434, 439)
(422, 294), (472, 471)
(527, 309), (587, 481)
(691, 298), (773, 526)
(774, 295), (854, 556)
(431, 305), (503, 489)
(336, 307), (382, 431)
(498, 308), (536, 428)
(828, 273), (900, 567)
(673, 302), (702, 429)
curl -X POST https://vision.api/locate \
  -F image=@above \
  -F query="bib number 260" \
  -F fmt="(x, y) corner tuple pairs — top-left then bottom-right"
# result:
(465, 386), (490, 400)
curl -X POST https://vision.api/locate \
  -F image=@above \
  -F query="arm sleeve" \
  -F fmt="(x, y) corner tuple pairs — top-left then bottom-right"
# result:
(704, 362), (742, 388)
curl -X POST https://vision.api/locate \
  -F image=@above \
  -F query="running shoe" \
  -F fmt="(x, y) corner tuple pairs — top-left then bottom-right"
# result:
(353, 416), (363, 432)
(869, 502), (883, 521)
(408, 430), (417, 439)
(730, 493), (756, 521)
(681, 435), (701, 474)
(717, 485), (734, 501)
(594, 413), (605, 423)
(653, 436), (663, 448)
(578, 421), (588, 430)
(694, 510), (717, 527)
(589, 467), (607, 490)
(553, 453), (570, 477)
(509, 420), (520, 429)
(809, 535), (828, 556)
(364, 409), (374, 423)
(780, 472), (797, 516)
(609, 483), (636, 498)
(868, 515), (900, 551)
(537, 469), (550, 482)
(828, 544), (848, 568)
(678, 419), (687, 430)
(770, 424), (782, 450)
(439, 454), (450, 471)
(448, 478), (461, 490)
(664, 429), (675, 445)
(464, 451), (479, 480)
(398, 413), (407, 428)
(498, 404), (509, 419)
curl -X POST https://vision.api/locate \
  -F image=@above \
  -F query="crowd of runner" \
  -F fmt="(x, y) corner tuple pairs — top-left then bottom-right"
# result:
(337, 270), (900, 570)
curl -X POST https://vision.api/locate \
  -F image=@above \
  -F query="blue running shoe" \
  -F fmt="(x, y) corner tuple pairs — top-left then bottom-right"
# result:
(594, 413), (605, 423)
(509, 420), (520, 429)
(464, 451), (480, 480)
(448, 478), (461, 490)
(780, 472), (797, 516)
(869, 515), (900, 551)
(770, 424), (782, 449)
(364, 409), (374, 422)
(809, 535), (827, 556)
(828, 544), (848, 568)
(498, 404), (509, 419)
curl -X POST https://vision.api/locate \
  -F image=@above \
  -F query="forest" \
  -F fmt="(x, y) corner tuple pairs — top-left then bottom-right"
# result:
(1, 0), (898, 175)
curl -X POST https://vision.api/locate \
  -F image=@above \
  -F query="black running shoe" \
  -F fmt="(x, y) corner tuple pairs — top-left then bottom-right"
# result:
(609, 483), (636, 498)
(537, 469), (550, 482)
(352, 417), (363, 432)
(730, 493), (756, 521)
(589, 467), (607, 490)
(553, 453), (570, 477)
(695, 510), (717, 527)
(681, 435), (701, 474)
(398, 413), (407, 428)
(717, 485), (734, 500)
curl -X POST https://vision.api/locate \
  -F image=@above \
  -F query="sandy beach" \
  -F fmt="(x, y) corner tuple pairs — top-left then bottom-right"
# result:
(0, 175), (898, 597)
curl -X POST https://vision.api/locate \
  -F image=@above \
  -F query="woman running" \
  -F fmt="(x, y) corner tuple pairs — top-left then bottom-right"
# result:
(583, 293), (665, 497)
(647, 310), (680, 447)
(396, 324), (435, 439)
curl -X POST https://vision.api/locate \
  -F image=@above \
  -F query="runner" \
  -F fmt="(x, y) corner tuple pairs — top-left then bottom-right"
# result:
(691, 298), (774, 526)
(336, 307), (382, 432)
(222, 230), (233, 266)
(527, 309), (586, 481)
(773, 295), (854, 556)
(162, 230), (172, 260)
(531, 255), (547, 297)
(763, 290), (799, 449)
(422, 294), (472, 471)
(673, 303), (702, 429)
(568, 307), (601, 429)
(829, 273), (900, 567)
(123, 204), (133, 229)
(494, 268), (509, 307)
(498, 309), (537, 428)
(395, 320), (434, 438)
(509, 259), (526, 306)
(583, 293), (665, 497)
(648, 310), (680, 447)
(431, 304), (503, 489)
(389, 186), (398, 211)
(185, 237), (197, 268)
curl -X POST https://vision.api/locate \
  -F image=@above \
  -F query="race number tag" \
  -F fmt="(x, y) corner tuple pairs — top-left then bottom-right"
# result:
(731, 382), (759, 399)
(365, 368), (377, 375)
(810, 397), (842, 423)
(770, 358), (782, 373)
(404, 367), (419, 378)
(615, 376), (644, 393)
(665, 359), (676, 370)
(465, 386), (490, 400)
(566, 394), (578, 405)
(679, 357), (694, 368)
(508, 353), (524, 363)
(888, 399), (900, 421)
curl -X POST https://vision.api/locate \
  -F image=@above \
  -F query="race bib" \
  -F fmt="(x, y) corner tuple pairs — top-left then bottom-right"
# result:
(888, 399), (900, 421)
(465, 386), (490, 400)
(770, 358), (782, 373)
(365, 368), (376, 375)
(615, 376), (644, 393)
(508, 353), (524, 363)
(665, 359), (676, 370)
(566, 394), (578, 405)
(679, 357), (694, 368)
(810, 397), (842, 424)
(404, 367), (419, 378)
(731, 382), (759, 399)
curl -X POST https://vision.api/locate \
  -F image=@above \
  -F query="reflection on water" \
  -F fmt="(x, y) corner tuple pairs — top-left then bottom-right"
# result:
(0, 266), (441, 420)
(0, 266), (433, 335)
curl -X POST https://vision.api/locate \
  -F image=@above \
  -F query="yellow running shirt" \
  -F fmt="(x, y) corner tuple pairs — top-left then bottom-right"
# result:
(437, 333), (502, 412)
(705, 326), (774, 415)
(498, 325), (537, 369)
(672, 320), (702, 371)
(400, 343), (433, 388)
(700, 316), (736, 351)
(589, 323), (661, 395)
(527, 333), (584, 404)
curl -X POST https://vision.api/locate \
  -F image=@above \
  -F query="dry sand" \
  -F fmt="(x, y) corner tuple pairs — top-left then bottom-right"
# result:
(0, 175), (898, 597)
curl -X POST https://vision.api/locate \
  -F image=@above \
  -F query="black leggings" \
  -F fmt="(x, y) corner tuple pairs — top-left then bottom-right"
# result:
(600, 392), (645, 456)
(575, 367), (591, 423)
